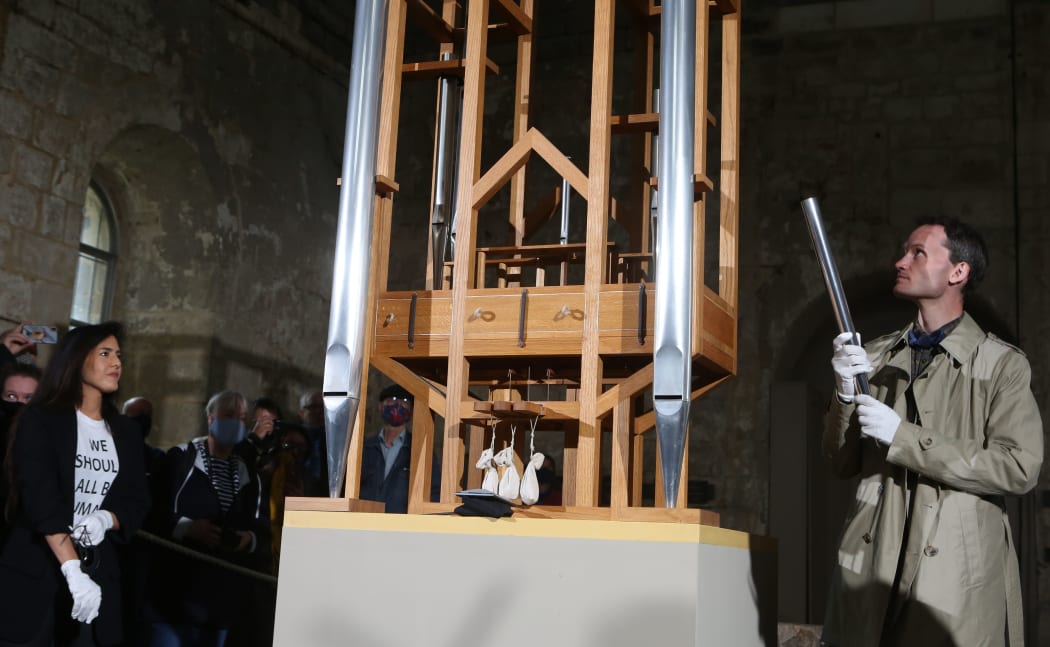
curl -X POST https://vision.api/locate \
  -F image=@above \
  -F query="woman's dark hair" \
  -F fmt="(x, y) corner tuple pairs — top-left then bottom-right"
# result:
(30, 321), (124, 418)
(1, 362), (43, 387)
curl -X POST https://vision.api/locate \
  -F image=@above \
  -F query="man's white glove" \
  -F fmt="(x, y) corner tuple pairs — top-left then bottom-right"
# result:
(854, 394), (900, 445)
(60, 559), (102, 624)
(70, 510), (114, 547)
(831, 332), (872, 403)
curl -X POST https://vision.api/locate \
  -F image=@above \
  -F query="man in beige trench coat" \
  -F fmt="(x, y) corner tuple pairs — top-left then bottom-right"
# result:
(821, 218), (1043, 647)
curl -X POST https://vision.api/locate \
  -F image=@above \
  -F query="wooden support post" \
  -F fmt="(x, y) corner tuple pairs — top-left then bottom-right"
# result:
(407, 407), (435, 513)
(610, 397), (633, 512)
(509, 0), (534, 246)
(573, 0), (615, 507)
(720, 5), (741, 321)
(443, 0), (490, 504)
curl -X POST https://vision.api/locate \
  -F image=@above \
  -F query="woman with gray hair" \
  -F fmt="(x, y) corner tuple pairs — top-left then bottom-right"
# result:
(144, 390), (269, 647)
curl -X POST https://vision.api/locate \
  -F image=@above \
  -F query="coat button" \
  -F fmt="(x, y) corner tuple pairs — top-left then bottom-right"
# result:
(862, 533), (873, 544)
(921, 437), (933, 448)
(924, 545), (938, 556)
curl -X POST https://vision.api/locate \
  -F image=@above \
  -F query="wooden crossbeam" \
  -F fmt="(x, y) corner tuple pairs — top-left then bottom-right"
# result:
(371, 355), (448, 414)
(609, 110), (717, 134)
(527, 128), (589, 197)
(401, 57), (499, 80)
(464, 400), (578, 421)
(406, 0), (457, 44)
(649, 174), (714, 196)
(491, 0), (532, 35)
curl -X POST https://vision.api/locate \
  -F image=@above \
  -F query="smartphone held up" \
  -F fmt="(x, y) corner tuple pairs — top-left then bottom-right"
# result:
(22, 324), (58, 344)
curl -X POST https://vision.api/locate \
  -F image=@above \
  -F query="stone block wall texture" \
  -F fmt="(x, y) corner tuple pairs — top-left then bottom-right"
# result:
(0, 0), (354, 443)
(0, 0), (1047, 635)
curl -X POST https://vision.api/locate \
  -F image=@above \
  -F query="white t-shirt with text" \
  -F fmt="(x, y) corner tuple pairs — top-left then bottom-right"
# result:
(73, 409), (120, 527)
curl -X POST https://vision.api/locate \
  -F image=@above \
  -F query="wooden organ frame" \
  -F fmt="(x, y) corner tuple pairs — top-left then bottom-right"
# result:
(299, 0), (741, 525)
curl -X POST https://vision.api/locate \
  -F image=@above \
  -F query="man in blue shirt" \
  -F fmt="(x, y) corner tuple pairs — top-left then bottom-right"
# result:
(358, 384), (439, 513)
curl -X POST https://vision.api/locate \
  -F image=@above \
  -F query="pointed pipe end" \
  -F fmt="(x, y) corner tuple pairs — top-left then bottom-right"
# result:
(654, 399), (690, 509)
(324, 395), (360, 499)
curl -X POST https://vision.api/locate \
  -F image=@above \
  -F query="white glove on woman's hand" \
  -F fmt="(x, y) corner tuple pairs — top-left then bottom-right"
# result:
(71, 510), (114, 547)
(60, 559), (102, 624)
(854, 394), (901, 445)
(831, 332), (872, 403)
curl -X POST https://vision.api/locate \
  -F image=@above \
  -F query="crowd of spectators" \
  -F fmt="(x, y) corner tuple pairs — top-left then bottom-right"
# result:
(0, 320), (561, 646)
(0, 322), (333, 647)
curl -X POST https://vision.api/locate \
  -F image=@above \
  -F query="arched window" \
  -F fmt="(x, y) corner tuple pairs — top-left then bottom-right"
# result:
(70, 181), (118, 325)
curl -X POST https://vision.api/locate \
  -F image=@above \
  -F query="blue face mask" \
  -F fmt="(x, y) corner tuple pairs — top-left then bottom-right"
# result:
(210, 417), (246, 446)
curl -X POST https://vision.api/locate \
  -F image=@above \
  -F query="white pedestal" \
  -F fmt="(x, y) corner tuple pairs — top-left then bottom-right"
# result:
(274, 512), (776, 646)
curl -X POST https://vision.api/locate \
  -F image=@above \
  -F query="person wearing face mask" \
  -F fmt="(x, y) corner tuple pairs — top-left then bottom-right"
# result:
(0, 363), (41, 544)
(144, 390), (269, 647)
(358, 384), (440, 514)
(121, 397), (164, 477)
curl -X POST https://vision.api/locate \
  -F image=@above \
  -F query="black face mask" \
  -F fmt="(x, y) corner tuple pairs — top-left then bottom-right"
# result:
(131, 415), (152, 439)
(0, 400), (24, 420)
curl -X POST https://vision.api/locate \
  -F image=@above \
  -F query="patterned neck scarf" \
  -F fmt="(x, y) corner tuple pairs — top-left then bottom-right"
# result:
(908, 316), (962, 379)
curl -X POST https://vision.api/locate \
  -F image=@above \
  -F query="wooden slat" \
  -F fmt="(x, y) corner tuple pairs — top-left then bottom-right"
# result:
(526, 128), (590, 197)
(406, 404), (435, 513)
(713, 0), (740, 15)
(648, 173), (715, 196)
(375, 174), (399, 195)
(442, 0), (490, 504)
(508, 0), (535, 245)
(574, 0), (616, 507)
(631, 429), (645, 505)
(609, 110), (716, 134)
(405, 0), (456, 44)
(408, 501), (719, 525)
(370, 355), (448, 414)
(461, 399), (579, 421)
(472, 135), (533, 209)
(610, 111), (658, 133)
(695, 3), (710, 180)
(401, 57), (499, 80)
(284, 497), (386, 513)
(491, 0), (532, 35)
(375, 3), (407, 179)
(595, 363), (653, 417)
(609, 397), (632, 509)
(719, 8), (741, 333)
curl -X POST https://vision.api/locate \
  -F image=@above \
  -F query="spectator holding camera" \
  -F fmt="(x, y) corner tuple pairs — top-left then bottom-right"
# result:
(145, 390), (269, 646)
(0, 322), (149, 646)
(235, 397), (283, 490)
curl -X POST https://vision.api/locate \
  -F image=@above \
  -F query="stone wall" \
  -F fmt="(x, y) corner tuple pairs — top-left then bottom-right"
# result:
(0, 0), (354, 443)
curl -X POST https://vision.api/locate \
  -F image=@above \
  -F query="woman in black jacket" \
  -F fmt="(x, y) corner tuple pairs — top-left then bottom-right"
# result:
(0, 322), (149, 646)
